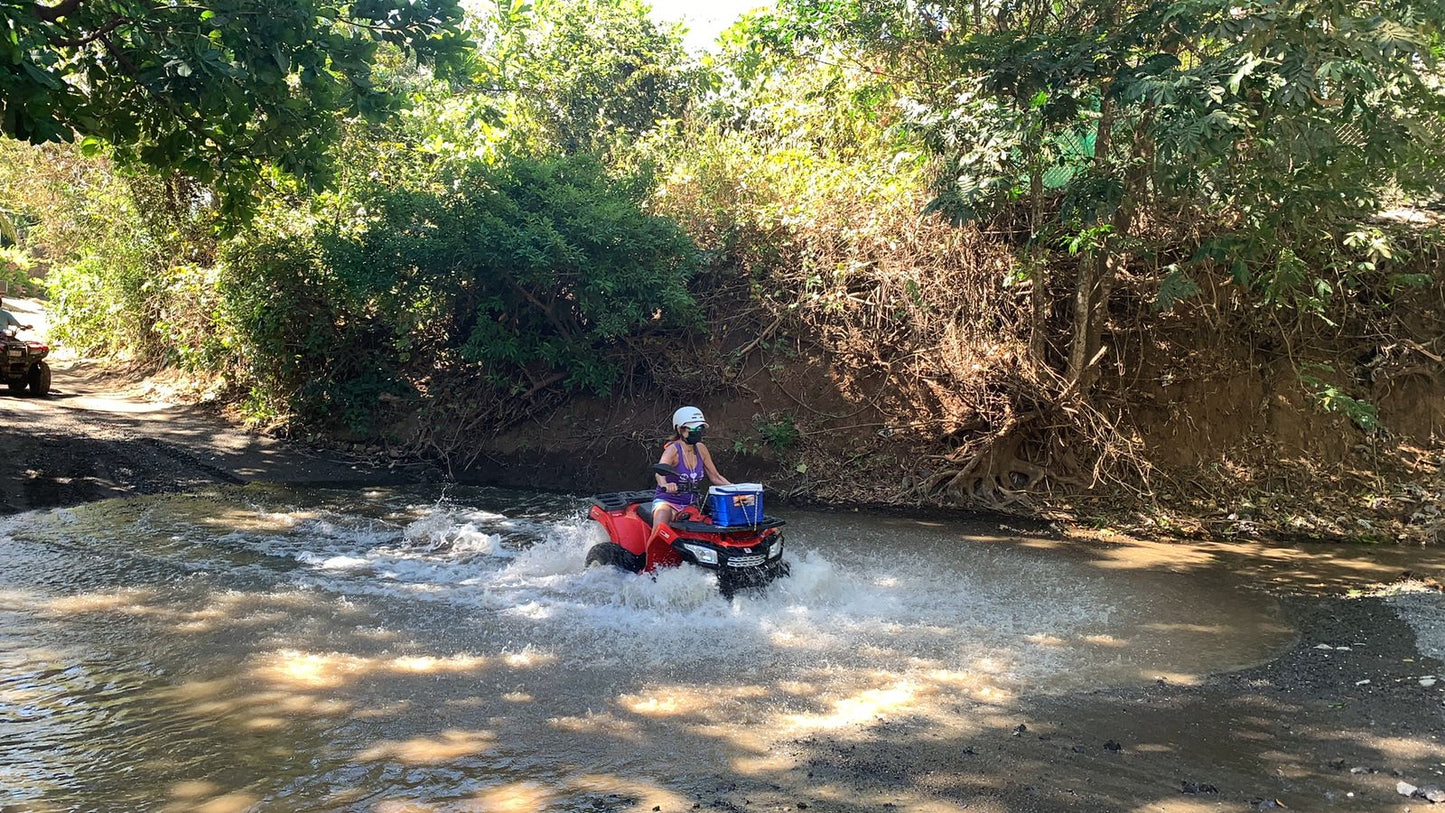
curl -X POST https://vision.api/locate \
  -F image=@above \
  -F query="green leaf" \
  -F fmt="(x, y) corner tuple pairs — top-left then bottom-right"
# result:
(1154, 266), (1201, 312)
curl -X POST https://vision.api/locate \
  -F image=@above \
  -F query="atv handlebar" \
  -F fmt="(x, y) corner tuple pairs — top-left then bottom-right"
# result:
(651, 463), (712, 510)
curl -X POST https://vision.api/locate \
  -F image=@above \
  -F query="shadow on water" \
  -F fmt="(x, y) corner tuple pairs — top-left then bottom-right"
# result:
(0, 485), (1440, 812)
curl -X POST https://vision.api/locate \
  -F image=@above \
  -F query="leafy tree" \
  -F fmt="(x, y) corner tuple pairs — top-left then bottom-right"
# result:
(2, 0), (469, 215)
(768, 0), (1445, 388)
(471, 0), (700, 160)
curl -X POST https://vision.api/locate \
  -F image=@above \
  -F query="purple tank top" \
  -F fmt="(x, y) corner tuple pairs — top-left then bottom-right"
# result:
(654, 441), (705, 507)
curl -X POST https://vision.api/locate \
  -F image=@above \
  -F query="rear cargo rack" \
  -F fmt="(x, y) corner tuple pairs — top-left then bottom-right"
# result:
(590, 490), (655, 512)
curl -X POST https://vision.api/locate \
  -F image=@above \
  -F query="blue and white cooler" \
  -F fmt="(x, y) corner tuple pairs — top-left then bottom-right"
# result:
(708, 483), (765, 527)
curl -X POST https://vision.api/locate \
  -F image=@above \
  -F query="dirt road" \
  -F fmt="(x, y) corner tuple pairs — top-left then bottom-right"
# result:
(0, 357), (407, 514)
(0, 296), (403, 514)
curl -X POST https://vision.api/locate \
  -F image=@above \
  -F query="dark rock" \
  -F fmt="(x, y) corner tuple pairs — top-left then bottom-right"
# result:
(1104, 740), (1122, 752)
(1419, 784), (1445, 803)
(1250, 798), (1285, 810)
(1013, 724), (1028, 735)
(1071, 745), (1088, 754)
(1181, 781), (1219, 794)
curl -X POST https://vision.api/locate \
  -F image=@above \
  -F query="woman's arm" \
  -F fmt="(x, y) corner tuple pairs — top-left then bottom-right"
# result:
(656, 443), (679, 492)
(698, 444), (732, 485)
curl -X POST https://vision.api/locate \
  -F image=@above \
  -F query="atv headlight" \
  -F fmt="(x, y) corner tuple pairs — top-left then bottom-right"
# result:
(768, 539), (783, 559)
(683, 543), (718, 565)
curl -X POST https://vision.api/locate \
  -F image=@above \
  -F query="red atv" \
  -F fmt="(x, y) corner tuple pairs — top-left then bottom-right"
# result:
(1, 328), (51, 397)
(586, 464), (790, 598)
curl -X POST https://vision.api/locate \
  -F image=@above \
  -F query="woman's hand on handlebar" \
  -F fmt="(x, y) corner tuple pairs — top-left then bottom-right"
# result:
(663, 483), (677, 493)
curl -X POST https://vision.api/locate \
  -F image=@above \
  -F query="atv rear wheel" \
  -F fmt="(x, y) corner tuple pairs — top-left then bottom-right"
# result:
(585, 543), (644, 573)
(26, 361), (50, 397)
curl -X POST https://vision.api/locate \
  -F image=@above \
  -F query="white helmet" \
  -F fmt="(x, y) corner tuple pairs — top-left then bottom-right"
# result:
(671, 406), (706, 431)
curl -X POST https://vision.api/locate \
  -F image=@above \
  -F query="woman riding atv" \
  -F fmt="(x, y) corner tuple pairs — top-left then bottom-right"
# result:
(646, 406), (732, 547)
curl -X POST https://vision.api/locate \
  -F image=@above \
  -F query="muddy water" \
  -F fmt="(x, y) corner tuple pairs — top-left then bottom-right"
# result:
(0, 485), (1295, 811)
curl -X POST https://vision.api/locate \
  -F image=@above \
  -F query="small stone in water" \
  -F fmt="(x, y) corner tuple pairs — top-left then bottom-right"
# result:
(1421, 785), (1445, 803)
(1013, 724), (1027, 735)
(1421, 676), (1438, 687)
(1398, 780), (1419, 797)
(1181, 781), (1219, 794)
(1104, 740), (1122, 752)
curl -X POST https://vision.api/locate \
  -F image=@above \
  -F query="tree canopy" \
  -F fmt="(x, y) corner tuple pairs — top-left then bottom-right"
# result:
(2, 0), (469, 214)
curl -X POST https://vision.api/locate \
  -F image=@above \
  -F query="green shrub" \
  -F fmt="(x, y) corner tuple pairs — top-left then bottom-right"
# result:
(219, 153), (700, 434)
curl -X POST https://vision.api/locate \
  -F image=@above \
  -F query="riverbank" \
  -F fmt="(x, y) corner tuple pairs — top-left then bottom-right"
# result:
(787, 591), (1445, 812)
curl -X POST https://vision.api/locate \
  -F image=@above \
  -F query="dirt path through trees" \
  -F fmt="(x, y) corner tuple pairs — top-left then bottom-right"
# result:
(0, 301), (401, 514)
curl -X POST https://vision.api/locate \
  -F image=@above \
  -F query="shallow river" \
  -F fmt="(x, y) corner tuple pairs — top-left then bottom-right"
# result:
(0, 485), (1295, 811)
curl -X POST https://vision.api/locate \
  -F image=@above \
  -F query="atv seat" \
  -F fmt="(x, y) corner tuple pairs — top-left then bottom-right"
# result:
(634, 501), (657, 526)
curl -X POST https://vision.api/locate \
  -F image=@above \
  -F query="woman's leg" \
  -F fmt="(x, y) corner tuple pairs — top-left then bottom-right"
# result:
(645, 502), (676, 550)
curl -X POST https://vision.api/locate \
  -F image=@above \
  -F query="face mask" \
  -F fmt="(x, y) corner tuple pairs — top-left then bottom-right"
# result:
(684, 426), (705, 445)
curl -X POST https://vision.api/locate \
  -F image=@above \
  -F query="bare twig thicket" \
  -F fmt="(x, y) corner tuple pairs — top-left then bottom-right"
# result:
(658, 167), (1151, 510)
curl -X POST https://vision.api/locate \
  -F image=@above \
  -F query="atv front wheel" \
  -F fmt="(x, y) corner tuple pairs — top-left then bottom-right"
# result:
(26, 361), (50, 397)
(6, 380), (24, 396)
(718, 560), (790, 600)
(585, 543), (644, 573)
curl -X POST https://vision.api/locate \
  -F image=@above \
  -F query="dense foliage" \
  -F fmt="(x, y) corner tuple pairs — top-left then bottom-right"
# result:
(3, 0), (1442, 513)
(225, 154), (697, 434)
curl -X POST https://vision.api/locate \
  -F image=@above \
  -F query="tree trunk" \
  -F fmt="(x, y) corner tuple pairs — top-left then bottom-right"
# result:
(1066, 253), (1096, 386)
(1027, 170), (1048, 366)
(1066, 90), (1117, 389)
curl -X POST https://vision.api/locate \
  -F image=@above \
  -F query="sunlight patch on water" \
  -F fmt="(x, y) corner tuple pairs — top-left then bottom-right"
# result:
(356, 729), (497, 764)
(250, 649), (498, 690)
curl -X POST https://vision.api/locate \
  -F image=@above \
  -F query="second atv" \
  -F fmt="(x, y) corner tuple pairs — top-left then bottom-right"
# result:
(1, 328), (51, 397)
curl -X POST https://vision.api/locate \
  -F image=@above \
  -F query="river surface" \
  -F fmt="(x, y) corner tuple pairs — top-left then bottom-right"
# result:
(0, 485), (1297, 811)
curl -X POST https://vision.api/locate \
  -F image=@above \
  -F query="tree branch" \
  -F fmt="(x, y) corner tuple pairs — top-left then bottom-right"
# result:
(49, 14), (125, 48)
(32, 0), (83, 23)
